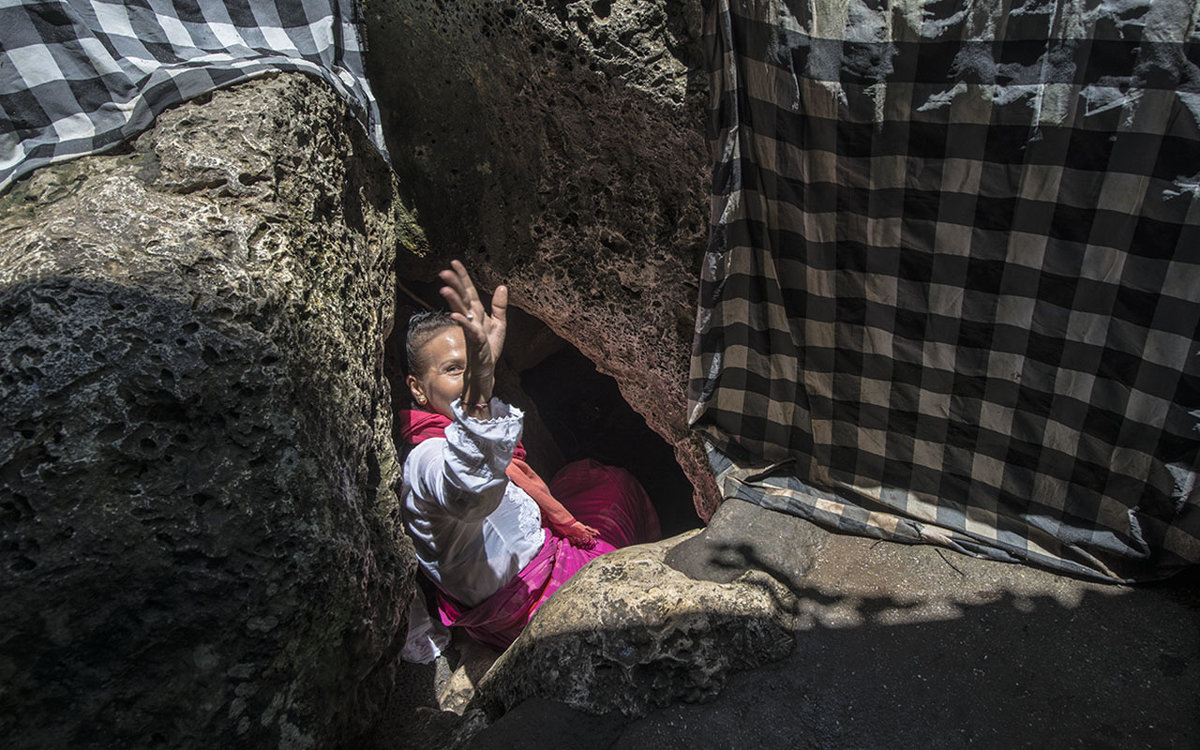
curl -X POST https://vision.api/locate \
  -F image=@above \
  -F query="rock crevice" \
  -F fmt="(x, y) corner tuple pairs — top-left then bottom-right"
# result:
(364, 0), (720, 518)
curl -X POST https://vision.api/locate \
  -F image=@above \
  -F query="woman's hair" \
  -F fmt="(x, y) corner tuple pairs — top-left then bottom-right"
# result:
(405, 310), (456, 375)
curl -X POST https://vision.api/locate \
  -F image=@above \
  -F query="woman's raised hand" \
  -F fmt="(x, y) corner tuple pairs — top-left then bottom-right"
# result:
(438, 260), (507, 413)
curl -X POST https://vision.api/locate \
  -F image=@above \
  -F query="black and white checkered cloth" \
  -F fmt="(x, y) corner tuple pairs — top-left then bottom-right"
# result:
(690, 0), (1200, 581)
(0, 0), (385, 193)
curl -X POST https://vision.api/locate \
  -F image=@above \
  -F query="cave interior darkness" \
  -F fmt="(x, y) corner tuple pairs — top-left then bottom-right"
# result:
(383, 274), (702, 539)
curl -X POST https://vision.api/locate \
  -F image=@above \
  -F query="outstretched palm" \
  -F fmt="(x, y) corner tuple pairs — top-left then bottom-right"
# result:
(438, 260), (507, 408)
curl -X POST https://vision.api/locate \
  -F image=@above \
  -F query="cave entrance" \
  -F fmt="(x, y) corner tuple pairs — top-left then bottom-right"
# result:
(384, 275), (701, 538)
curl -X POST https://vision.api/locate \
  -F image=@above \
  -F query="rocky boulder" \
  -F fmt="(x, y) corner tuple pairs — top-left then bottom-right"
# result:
(472, 533), (796, 718)
(0, 74), (415, 748)
(362, 0), (720, 519)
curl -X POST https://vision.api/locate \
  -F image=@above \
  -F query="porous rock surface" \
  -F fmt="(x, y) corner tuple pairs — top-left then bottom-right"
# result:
(362, 0), (721, 518)
(471, 534), (796, 718)
(0, 74), (415, 748)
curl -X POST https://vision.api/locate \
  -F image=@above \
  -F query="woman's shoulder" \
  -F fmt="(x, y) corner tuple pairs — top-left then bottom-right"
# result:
(402, 437), (447, 490)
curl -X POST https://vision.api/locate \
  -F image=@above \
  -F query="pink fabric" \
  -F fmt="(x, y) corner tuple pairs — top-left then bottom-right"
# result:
(435, 529), (617, 650)
(435, 459), (661, 649)
(549, 460), (662, 548)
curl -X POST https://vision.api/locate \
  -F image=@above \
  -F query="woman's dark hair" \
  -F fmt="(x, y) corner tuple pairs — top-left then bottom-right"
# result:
(405, 310), (456, 375)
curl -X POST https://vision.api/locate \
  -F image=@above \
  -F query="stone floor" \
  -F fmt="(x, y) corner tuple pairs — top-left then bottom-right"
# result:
(370, 499), (1200, 750)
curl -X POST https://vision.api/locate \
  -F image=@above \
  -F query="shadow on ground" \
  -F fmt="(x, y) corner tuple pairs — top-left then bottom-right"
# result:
(469, 569), (1198, 749)
(371, 494), (1198, 750)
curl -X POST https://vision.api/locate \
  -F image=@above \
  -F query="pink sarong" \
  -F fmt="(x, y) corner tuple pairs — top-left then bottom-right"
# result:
(435, 459), (662, 650)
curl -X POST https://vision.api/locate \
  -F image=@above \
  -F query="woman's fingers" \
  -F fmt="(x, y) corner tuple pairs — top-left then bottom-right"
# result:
(437, 270), (469, 311)
(440, 260), (481, 314)
(569, 521), (600, 539)
(437, 288), (474, 333)
(490, 284), (508, 326)
(439, 263), (507, 346)
(438, 272), (483, 338)
(451, 260), (480, 304)
(439, 262), (482, 306)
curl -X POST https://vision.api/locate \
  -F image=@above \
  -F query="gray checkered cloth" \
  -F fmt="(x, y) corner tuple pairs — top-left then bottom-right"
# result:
(689, 0), (1200, 582)
(0, 0), (385, 193)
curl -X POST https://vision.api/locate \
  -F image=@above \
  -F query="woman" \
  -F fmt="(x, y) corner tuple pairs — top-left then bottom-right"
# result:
(398, 261), (661, 651)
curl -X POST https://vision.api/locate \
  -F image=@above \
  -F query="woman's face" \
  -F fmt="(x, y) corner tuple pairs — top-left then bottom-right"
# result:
(406, 326), (466, 418)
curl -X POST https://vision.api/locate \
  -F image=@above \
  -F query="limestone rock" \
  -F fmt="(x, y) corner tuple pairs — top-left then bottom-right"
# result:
(0, 74), (415, 748)
(665, 494), (829, 586)
(472, 535), (795, 718)
(362, 0), (721, 519)
(613, 518), (1200, 748)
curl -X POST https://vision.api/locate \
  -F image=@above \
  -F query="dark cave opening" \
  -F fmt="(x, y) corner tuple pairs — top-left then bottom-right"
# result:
(384, 275), (700, 538)
(515, 332), (701, 538)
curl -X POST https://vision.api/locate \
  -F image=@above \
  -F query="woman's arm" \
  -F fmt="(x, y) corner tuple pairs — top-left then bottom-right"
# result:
(407, 398), (524, 521)
(437, 260), (507, 420)
(407, 260), (521, 520)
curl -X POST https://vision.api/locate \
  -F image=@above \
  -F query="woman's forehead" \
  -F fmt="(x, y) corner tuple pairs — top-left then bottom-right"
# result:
(423, 327), (464, 359)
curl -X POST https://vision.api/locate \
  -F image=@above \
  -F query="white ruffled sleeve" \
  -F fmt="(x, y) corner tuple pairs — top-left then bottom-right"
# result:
(404, 398), (524, 521)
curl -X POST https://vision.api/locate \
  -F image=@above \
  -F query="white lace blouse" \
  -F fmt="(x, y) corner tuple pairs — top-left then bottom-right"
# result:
(401, 398), (546, 607)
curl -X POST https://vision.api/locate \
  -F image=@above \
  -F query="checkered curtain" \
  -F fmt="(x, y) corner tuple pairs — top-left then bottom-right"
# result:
(0, 0), (385, 193)
(689, 0), (1200, 581)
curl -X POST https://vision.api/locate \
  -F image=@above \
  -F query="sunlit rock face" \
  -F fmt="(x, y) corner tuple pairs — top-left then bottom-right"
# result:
(0, 75), (414, 749)
(363, 0), (721, 519)
(475, 533), (796, 718)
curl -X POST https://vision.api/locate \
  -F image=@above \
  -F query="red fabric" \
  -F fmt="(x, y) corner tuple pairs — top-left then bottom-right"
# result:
(397, 407), (662, 649)
(507, 457), (598, 545)
(397, 408), (456, 446)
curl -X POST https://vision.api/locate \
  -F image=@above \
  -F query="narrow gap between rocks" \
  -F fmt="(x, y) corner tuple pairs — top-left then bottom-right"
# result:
(375, 272), (702, 744)
(383, 274), (702, 539)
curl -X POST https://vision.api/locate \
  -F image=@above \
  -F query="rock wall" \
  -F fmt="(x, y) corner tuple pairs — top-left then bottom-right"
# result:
(0, 74), (414, 748)
(362, 0), (721, 518)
